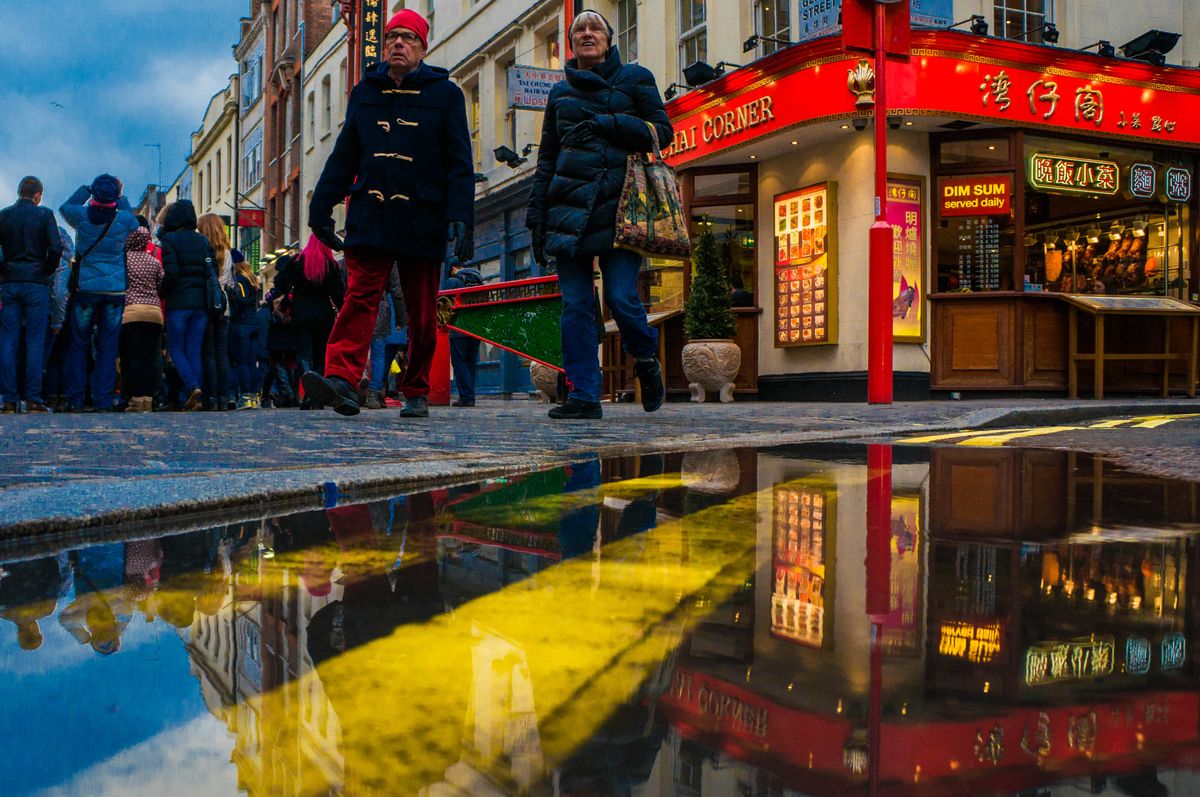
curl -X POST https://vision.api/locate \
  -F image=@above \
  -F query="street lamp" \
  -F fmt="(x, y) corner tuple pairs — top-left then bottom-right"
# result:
(144, 143), (163, 189)
(1080, 40), (1117, 58)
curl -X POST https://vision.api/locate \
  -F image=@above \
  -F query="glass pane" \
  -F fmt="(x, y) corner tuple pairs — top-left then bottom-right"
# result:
(690, 204), (757, 303)
(693, 172), (750, 198)
(939, 138), (1010, 165)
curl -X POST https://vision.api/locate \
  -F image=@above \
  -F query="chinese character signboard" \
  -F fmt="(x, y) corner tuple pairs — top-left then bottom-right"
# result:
(797, 0), (842, 42)
(1130, 163), (1156, 199)
(359, 0), (385, 75)
(507, 65), (565, 111)
(1165, 167), (1192, 203)
(880, 494), (922, 655)
(910, 0), (952, 27)
(1028, 153), (1120, 195)
(774, 183), (837, 347)
(888, 176), (925, 342)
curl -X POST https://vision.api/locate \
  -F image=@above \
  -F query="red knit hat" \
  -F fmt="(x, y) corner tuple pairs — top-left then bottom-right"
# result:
(386, 9), (429, 50)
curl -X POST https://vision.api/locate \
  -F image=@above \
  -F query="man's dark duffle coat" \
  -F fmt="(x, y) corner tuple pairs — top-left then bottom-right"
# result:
(526, 47), (672, 261)
(309, 61), (475, 261)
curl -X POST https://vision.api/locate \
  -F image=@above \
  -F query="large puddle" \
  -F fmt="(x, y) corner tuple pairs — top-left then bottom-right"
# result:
(2, 446), (1199, 796)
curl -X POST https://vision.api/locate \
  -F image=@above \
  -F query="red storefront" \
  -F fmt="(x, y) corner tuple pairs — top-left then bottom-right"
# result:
(659, 30), (1200, 399)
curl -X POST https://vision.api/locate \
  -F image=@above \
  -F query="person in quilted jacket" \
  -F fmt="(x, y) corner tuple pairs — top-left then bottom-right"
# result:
(119, 221), (163, 412)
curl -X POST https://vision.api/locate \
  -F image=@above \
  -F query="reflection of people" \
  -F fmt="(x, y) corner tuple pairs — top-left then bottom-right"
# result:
(559, 460), (602, 560)
(60, 543), (132, 655)
(442, 261), (483, 407)
(304, 9), (475, 419)
(0, 556), (68, 650)
(526, 10), (672, 420)
(729, 273), (753, 308)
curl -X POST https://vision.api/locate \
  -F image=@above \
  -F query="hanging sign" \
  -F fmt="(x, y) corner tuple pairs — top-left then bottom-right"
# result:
(359, 0), (385, 75)
(1129, 162), (1156, 199)
(888, 176), (925, 342)
(507, 65), (565, 110)
(1165, 166), (1193, 202)
(938, 174), (1012, 216)
(1028, 153), (1120, 195)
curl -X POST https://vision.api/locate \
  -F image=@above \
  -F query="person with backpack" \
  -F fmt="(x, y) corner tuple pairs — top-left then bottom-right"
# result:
(0, 176), (62, 413)
(58, 174), (138, 412)
(441, 260), (483, 408)
(228, 249), (262, 409)
(158, 201), (215, 411)
(273, 236), (344, 409)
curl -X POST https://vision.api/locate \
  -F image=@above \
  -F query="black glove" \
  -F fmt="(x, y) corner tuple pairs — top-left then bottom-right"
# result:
(530, 224), (547, 268)
(311, 223), (344, 252)
(563, 119), (600, 147)
(447, 221), (474, 263)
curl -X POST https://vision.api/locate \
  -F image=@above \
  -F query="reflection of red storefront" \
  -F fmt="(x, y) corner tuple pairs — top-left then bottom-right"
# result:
(659, 665), (1200, 794)
(656, 30), (1199, 399)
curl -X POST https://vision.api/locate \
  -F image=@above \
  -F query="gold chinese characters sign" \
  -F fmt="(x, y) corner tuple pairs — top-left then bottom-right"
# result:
(774, 183), (838, 347)
(887, 176), (925, 342)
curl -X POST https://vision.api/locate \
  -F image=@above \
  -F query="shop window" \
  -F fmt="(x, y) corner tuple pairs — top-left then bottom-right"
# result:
(693, 172), (751, 198)
(1021, 136), (1192, 298)
(754, 0), (790, 55)
(678, 0), (707, 84)
(938, 138), (1011, 166)
(617, 0), (638, 63)
(690, 205), (757, 307)
(994, 0), (1053, 44)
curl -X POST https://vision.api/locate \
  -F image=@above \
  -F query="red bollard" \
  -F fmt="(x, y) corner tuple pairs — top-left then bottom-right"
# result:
(429, 325), (451, 406)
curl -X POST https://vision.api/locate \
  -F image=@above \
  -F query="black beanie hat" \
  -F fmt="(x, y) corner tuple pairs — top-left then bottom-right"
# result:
(571, 9), (615, 44)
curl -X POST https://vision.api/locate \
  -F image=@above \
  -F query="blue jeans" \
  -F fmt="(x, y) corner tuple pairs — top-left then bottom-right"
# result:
(166, 309), (208, 401)
(449, 335), (480, 403)
(229, 322), (260, 396)
(0, 282), (50, 403)
(556, 248), (657, 404)
(368, 336), (389, 392)
(65, 292), (124, 409)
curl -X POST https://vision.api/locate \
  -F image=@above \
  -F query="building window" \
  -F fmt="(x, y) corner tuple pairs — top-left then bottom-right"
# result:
(215, 152), (222, 201)
(242, 45), (264, 109)
(321, 76), (332, 133)
(468, 83), (481, 170)
(617, 0), (637, 63)
(678, 0), (707, 82)
(243, 125), (263, 190)
(994, 0), (1053, 43)
(226, 136), (233, 191)
(754, 0), (790, 55)
(306, 91), (316, 145)
(338, 59), (347, 111)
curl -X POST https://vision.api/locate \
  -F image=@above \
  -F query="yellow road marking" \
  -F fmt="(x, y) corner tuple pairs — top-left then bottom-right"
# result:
(899, 428), (1026, 444)
(1130, 413), (1200, 429)
(1089, 419), (1136, 429)
(958, 427), (1084, 446)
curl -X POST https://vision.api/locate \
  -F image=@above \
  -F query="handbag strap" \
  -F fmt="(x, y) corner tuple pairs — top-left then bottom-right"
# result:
(76, 214), (118, 267)
(643, 121), (665, 162)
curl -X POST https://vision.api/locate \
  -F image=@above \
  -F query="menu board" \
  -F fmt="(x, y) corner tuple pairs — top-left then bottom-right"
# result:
(771, 483), (834, 648)
(887, 177), (926, 342)
(774, 183), (837, 347)
(954, 217), (1002, 291)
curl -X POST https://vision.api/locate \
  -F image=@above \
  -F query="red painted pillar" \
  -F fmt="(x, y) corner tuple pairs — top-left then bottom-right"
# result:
(868, 1), (894, 404)
(865, 442), (893, 794)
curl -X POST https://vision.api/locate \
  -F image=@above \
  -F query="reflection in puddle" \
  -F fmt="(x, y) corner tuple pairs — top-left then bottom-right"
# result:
(1, 447), (1199, 796)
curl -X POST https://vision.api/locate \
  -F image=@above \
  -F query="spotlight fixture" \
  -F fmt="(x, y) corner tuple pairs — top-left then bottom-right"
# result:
(1108, 220), (1125, 240)
(1085, 226), (1101, 244)
(887, 115), (903, 130)
(743, 34), (791, 54)
(664, 82), (688, 101)
(852, 117), (868, 131)
(521, 143), (538, 157)
(946, 15), (988, 36)
(683, 61), (719, 87)
(1080, 40), (1117, 58)
(1016, 22), (1059, 44)
(1121, 29), (1181, 66)
(714, 61), (742, 77)
(1131, 216), (1148, 237)
(493, 145), (527, 169)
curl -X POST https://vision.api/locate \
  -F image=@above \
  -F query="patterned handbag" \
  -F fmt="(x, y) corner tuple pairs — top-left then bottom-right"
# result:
(614, 122), (692, 260)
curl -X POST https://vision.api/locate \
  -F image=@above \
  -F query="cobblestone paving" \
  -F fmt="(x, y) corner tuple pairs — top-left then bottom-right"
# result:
(0, 396), (1194, 536)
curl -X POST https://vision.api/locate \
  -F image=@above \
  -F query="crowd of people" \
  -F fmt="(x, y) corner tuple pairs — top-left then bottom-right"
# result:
(0, 174), (413, 413)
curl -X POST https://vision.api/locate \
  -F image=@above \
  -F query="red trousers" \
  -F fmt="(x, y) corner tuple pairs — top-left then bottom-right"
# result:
(324, 247), (440, 398)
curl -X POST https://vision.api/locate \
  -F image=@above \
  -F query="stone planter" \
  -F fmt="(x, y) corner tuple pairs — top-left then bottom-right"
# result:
(680, 450), (741, 494)
(529, 361), (558, 402)
(681, 339), (740, 403)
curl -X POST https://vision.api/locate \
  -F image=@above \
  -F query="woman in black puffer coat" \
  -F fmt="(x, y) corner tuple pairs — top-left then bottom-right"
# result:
(526, 10), (672, 421)
(159, 200), (216, 410)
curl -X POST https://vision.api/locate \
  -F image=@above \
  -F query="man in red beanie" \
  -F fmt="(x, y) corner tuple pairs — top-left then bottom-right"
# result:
(304, 8), (473, 419)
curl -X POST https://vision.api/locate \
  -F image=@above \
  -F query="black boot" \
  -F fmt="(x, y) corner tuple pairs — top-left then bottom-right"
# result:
(301, 372), (361, 416)
(634, 358), (665, 413)
(548, 398), (602, 420)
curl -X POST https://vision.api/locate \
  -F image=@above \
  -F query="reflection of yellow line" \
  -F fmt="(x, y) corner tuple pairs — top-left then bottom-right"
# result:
(959, 426), (1083, 446)
(899, 429), (1025, 444)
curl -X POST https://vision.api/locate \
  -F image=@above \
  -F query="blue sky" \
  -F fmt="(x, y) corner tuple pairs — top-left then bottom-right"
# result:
(0, 0), (248, 212)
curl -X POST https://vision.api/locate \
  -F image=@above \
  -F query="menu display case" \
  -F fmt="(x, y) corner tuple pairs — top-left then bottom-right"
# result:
(774, 182), (838, 347)
(771, 481), (835, 647)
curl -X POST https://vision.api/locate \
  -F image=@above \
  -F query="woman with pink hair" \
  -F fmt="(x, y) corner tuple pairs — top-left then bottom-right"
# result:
(272, 234), (345, 408)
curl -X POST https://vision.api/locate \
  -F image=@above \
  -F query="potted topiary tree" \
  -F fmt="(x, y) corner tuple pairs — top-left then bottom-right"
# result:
(682, 222), (740, 403)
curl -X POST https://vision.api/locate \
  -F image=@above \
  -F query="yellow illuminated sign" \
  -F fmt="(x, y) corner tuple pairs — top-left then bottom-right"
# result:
(937, 620), (1003, 663)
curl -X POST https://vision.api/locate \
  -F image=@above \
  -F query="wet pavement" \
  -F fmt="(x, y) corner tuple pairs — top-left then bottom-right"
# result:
(2, 444), (1199, 796)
